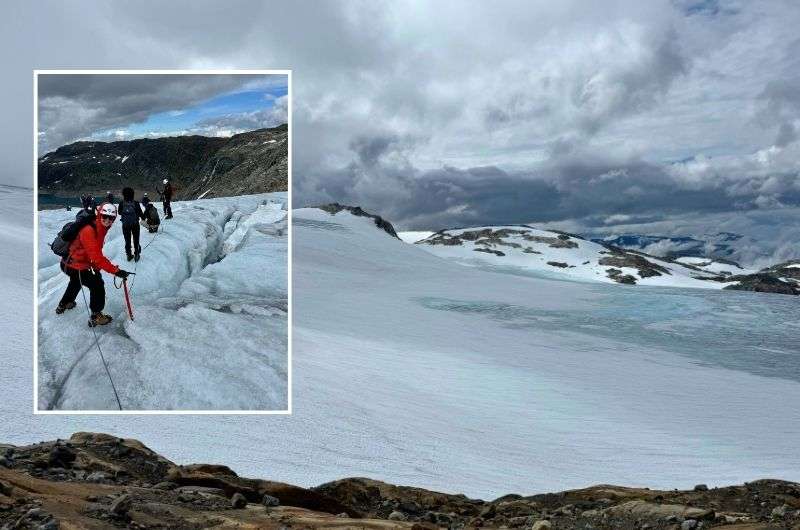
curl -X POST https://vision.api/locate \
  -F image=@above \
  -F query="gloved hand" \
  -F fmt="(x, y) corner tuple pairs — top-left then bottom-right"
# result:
(115, 269), (131, 279)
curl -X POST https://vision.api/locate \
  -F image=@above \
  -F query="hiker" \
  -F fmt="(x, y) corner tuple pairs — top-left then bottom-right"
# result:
(56, 203), (132, 326)
(105, 190), (115, 204)
(117, 187), (145, 261)
(156, 179), (175, 219)
(141, 194), (161, 233)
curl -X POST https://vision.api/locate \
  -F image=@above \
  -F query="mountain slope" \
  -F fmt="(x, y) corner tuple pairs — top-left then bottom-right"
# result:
(405, 225), (798, 294)
(38, 125), (287, 200)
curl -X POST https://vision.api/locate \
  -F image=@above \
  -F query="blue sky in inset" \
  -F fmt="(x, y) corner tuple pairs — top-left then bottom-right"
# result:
(87, 75), (288, 142)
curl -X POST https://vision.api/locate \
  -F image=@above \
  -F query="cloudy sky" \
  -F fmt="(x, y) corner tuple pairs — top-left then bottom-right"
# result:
(3, 0), (800, 231)
(37, 73), (288, 154)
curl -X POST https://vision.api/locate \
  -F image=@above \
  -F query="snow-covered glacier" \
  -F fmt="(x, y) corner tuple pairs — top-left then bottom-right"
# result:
(3, 189), (800, 499)
(36, 193), (288, 411)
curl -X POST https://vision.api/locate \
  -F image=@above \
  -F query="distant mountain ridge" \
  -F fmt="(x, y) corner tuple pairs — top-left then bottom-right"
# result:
(588, 232), (745, 260)
(38, 124), (287, 201)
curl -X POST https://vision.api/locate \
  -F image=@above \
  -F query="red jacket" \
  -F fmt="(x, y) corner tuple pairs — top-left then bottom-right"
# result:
(64, 221), (119, 274)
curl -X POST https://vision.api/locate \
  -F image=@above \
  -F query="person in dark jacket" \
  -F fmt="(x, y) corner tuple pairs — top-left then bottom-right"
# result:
(105, 191), (115, 204)
(141, 194), (161, 233)
(156, 179), (175, 219)
(56, 203), (131, 326)
(117, 187), (145, 262)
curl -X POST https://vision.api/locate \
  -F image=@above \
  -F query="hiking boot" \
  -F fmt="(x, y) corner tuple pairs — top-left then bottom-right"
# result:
(134, 252), (140, 262)
(126, 253), (134, 261)
(55, 301), (76, 314)
(88, 313), (113, 327)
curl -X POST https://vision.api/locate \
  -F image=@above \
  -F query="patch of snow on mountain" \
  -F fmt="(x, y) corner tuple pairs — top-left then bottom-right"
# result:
(398, 231), (435, 244)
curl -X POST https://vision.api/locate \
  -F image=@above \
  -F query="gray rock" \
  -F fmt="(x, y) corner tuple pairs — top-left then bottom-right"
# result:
(771, 504), (789, 518)
(0, 480), (12, 496)
(261, 494), (280, 507)
(230, 492), (247, 508)
(175, 486), (225, 497)
(388, 510), (407, 521)
(109, 494), (132, 516)
(693, 484), (709, 492)
(681, 520), (698, 530)
(152, 481), (178, 490)
(85, 471), (111, 483)
(531, 521), (552, 530)
(48, 445), (76, 468)
(36, 520), (60, 530)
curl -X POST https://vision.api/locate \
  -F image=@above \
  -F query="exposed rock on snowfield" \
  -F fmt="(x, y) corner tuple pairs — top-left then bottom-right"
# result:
(1, 433), (798, 529)
(318, 203), (400, 238)
(38, 124), (287, 201)
(402, 223), (799, 294)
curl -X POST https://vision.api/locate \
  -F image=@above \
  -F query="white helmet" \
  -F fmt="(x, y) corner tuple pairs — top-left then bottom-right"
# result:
(163, 179), (168, 184)
(98, 203), (117, 218)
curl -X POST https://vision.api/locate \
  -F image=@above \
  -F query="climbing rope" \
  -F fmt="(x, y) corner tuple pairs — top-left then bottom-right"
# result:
(78, 271), (123, 411)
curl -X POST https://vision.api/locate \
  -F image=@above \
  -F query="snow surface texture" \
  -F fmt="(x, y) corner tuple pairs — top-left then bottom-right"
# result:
(402, 226), (747, 289)
(37, 193), (288, 411)
(3, 190), (799, 499)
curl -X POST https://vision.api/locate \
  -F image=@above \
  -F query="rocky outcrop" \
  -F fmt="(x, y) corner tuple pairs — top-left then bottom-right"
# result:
(1, 434), (798, 529)
(38, 124), (288, 201)
(317, 203), (400, 238)
(422, 227), (580, 250)
(760, 260), (800, 283)
(723, 273), (800, 295)
(598, 248), (671, 279)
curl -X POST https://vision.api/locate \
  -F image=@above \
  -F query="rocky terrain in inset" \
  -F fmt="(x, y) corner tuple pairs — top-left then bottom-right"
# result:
(38, 125), (287, 201)
(1, 433), (799, 529)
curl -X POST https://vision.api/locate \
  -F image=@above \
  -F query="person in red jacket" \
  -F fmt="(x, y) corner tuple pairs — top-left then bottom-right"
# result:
(56, 203), (132, 326)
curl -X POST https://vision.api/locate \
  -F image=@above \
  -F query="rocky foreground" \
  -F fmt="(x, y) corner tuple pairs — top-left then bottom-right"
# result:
(1, 434), (798, 529)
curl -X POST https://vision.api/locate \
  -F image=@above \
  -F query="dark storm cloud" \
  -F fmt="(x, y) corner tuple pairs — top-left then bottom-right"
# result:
(296, 144), (800, 230)
(37, 74), (279, 153)
(2, 0), (800, 228)
(757, 78), (800, 149)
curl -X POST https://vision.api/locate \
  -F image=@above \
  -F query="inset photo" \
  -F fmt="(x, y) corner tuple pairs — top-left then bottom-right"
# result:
(34, 70), (290, 413)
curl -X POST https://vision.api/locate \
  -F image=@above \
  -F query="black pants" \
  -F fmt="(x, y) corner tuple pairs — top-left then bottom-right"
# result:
(164, 199), (172, 218)
(122, 223), (141, 256)
(59, 264), (105, 314)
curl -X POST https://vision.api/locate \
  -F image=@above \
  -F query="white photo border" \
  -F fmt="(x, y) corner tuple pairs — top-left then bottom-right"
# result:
(33, 69), (292, 415)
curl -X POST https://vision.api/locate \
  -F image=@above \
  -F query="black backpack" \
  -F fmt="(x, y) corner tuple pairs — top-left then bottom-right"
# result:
(50, 209), (95, 259)
(146, 203), (160, 224)
(120, 200), (139, 226)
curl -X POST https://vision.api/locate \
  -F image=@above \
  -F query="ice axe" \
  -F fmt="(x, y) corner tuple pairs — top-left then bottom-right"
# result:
(114, 273), (136, 321)
(123, 277), (134, 321)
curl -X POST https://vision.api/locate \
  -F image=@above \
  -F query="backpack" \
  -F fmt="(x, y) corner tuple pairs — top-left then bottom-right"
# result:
(50, 209), (95, 259)
(145, 203), (160, 224)
(120, 200), (139, 226)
